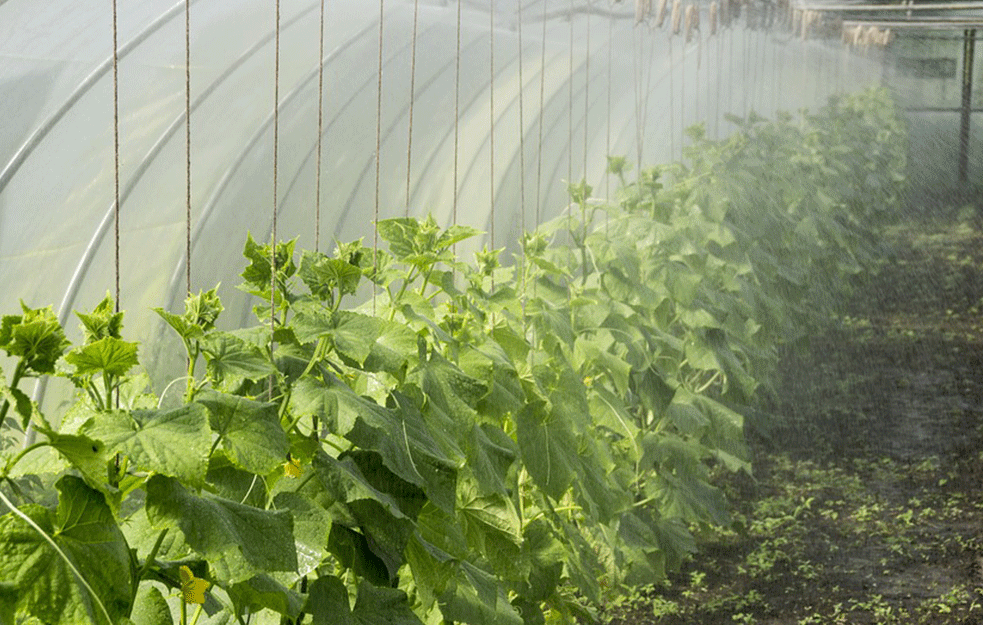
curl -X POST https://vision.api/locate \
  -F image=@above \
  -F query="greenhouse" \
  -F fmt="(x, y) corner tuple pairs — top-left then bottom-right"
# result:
(0, 0), (981, 623)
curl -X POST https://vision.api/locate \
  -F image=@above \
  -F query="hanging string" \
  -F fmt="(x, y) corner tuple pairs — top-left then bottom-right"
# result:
(567, 0), (574, 188)
(185, 0), (192, 295)
(453, 0), (461, 230)
(583, 5), (590, 180)
(112, 0), (121, 313)
(668, 36), (676, 160)
(517, 0), (526, 234)
(315, 0), (325, 252)
(517, 0), (527, 312)
(489, 0), (496, 253)
(405, 0), (420, 215)
(605, 5), (613, 205)
(270, 0), (281, 398)
(536, 0), (547, 227)
(374, 0), (385, 314)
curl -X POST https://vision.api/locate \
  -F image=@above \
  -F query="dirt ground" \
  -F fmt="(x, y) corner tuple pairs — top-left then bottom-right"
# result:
(601, 205), (983, 624)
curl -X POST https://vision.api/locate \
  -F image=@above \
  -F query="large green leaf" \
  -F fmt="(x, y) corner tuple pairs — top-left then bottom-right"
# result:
(196, 391), (289, 475)
(308, 577), (424, 625)
(37, 427), (109, 492)
(0, 476), (133, 625)
(130, 585), (173, 625)
(84, 404), (211, 487)
(462, 423), (517, 497)
(144, 475), (296, 582)
(438, 561), (523, 625)
(66, 336), (139, 377)
(514, 401), (575, 501)
(327, 378), (457, 514)
(417, 351), (487, 425)
(199, 332), (275, 383)
(271, 491), (332, 576)
(0, 302), (69, 374)
(228, 574), (304, 620)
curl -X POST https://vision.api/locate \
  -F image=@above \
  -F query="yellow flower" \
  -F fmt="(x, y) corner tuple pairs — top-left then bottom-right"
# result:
(179, 565), (210, 604)
(283, 455), (303, 478)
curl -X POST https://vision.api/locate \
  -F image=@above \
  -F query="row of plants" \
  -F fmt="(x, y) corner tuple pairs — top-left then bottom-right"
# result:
(0, 87), (907, 625)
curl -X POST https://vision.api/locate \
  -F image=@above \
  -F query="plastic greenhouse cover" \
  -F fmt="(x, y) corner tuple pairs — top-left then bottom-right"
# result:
(0, 0), (878, 408)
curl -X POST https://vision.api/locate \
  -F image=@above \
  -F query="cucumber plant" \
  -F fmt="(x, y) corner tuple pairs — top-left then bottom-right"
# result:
(0, 87), (906, 625)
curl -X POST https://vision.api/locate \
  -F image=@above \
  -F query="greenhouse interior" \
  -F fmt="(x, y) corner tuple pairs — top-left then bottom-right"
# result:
(0, 0), (982, 623)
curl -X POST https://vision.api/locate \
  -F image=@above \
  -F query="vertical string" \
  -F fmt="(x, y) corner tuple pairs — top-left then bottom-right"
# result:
(669, 36), (676, 159)
(715, 12), (722, 135)
(536, 0), (547, 227)
(489, 1), (496, 252)
(185, 0), (192, 295)
(453, 0), (461, 230)
(270, 0), (281, 398)
(405, 0), (420, 215)
(315, 0), (325, 252)
(583, 5), (590, 181)
(112, 0), (121, 313)
(517, 0), (527, 311)
(517, 0), (526, 234)
(605, 7), (613, 204)
(568, 0), (574, 187)
(374, 0), (385, 314)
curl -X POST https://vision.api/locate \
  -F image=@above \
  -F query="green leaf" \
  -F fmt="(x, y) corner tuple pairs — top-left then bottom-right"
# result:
(76, 293), (124, 343)
(38, 427), (109, 492)
(327, 379), (457, 514)
(83, 404), (211, 488)
(0, 302), (70, 375)
(514, 401), (575, 501)
(309, 577), (424, 625)
(198, 332), (275, 384)
(153, 307), (203, 342)
(0, 476), (133, 625)
(331, 312), (380, 366)
(418, 351), (487, 426)
(363, 320), (418, 377)
(240, 233), (297, 293)
(463, 424), (517, 497)
(196, 391), (289, 475)
(228, 574), (304, 620)
(438, 561), (523, 625)
(327, 523), (392, 587)
(299, 250), (363, 300)
(66, 336), (139, 377)
(130, 585), (173, 625)
(288, 376), (338, 432)
(145, 475), (297, 582)
(271, 491), (332, 576)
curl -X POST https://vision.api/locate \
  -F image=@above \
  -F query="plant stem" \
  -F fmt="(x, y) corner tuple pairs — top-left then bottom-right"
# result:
(1, 442), (50, 479)
(0, 360), (27, 425)
(137, 528), (169, 580)
(189, 604), (204, 625)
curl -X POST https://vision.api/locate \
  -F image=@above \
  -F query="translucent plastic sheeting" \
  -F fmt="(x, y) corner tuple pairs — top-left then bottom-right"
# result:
(0, 0), (881, 407)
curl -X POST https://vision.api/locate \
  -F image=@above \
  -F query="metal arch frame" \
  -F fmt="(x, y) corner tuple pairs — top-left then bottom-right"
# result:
(0, 0), (192, 197)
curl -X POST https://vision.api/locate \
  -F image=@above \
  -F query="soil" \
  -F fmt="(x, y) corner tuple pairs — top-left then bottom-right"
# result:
(601, 205), (983, 624)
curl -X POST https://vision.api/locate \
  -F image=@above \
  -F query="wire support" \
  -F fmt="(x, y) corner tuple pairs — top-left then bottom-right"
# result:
(453, 0), (461, 230)
(185, 0), (192, 294)
(270, 0), (281, 398)
(405, 0), (420, 215)
(315, 0), (325, 252)
(112, 0), (121, 313)
(374, 0), (385, 314)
